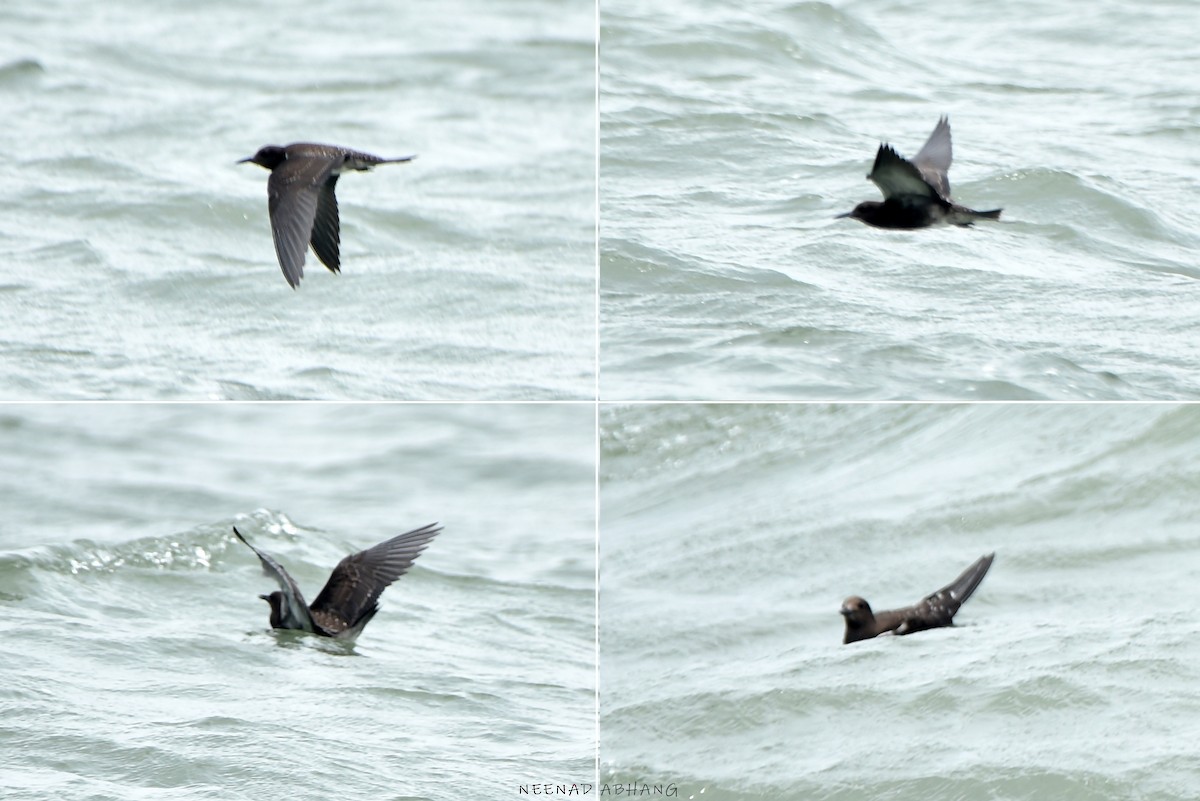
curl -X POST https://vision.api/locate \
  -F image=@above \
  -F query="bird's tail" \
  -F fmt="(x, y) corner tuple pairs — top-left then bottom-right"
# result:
(948, 206), (1003, 227)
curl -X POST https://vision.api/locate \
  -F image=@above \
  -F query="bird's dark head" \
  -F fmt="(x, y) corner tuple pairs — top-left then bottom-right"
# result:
(258, 591), (285, 628)
(238, 145), (287, 170)
(836, 202), (882, 225)
(839, 595), (874, 626)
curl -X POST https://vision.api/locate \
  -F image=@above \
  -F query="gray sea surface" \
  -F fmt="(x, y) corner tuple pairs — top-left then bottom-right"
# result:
(601, 403), (1200, 800)
(601, 0), (1200, 400)
(0, 0), (595, 400)
(0, 403), (596, 800)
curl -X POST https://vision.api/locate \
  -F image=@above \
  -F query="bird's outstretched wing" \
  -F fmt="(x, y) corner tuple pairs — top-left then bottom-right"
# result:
(232, 527), (315, 630)
(868, 145), (939, 202)
(309, 523), (443, 636)
(912, 115), (953, 199)
(266, 155), (339, 287)
(308, 176), (341, 274)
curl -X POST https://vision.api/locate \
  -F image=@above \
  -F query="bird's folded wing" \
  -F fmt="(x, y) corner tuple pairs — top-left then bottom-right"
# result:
(887, 554), (996, 636)
(912, 552), (995, 622)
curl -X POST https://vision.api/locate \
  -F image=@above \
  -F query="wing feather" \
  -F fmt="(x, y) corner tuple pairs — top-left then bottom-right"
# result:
(309, 523), (443, 635)
(912, 115), (953, 198)
(309, 176), (341, 274)
(868, 145), (939, 202)
(266, 155), (338, 287)
(232, 527), (316, 631)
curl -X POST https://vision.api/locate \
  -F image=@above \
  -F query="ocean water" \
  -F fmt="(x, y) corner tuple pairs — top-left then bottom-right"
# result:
(0, 0), (595, 400)
(601, 0), (1200, 400)
(601, 403), (1200, 800)
(0, 403), (596, 800)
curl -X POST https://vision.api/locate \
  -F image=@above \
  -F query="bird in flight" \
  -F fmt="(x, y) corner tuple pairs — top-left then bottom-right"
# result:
(840, 552), (994, 644)
(239, 142), (414, 288)
(837, 117), (1001, 228)
(233, 523), (441, 640)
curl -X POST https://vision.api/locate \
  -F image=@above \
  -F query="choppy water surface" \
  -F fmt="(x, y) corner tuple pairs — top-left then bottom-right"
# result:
(0, 404), (595, 799)
(0, 0), (594, 399)
(601, 403), (1200, 799)
(601, 0), (1200, 399)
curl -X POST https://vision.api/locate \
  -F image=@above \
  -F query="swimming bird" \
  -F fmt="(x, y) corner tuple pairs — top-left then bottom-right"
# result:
(840, 552), (994, 644)
(837, 117), (1001, 228)
(238, 143), (414, 288)
(233, 523), (441, 639)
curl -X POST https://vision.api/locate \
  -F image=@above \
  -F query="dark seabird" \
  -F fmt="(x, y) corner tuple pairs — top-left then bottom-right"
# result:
(837, 117), (1001, 228)
(233, 523), (441, 639)
(840, 552), (994, 644)
(238, 143), (414, 288)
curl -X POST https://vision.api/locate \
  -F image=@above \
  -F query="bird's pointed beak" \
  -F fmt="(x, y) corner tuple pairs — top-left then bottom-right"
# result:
(836, 211), (853, 219)
(257, 593), (270, 602)
(237, 156), (254, 165)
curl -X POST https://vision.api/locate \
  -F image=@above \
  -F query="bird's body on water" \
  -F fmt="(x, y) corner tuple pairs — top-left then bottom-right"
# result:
(840, 553), (995, 644)
(233, 523), (441, 640)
